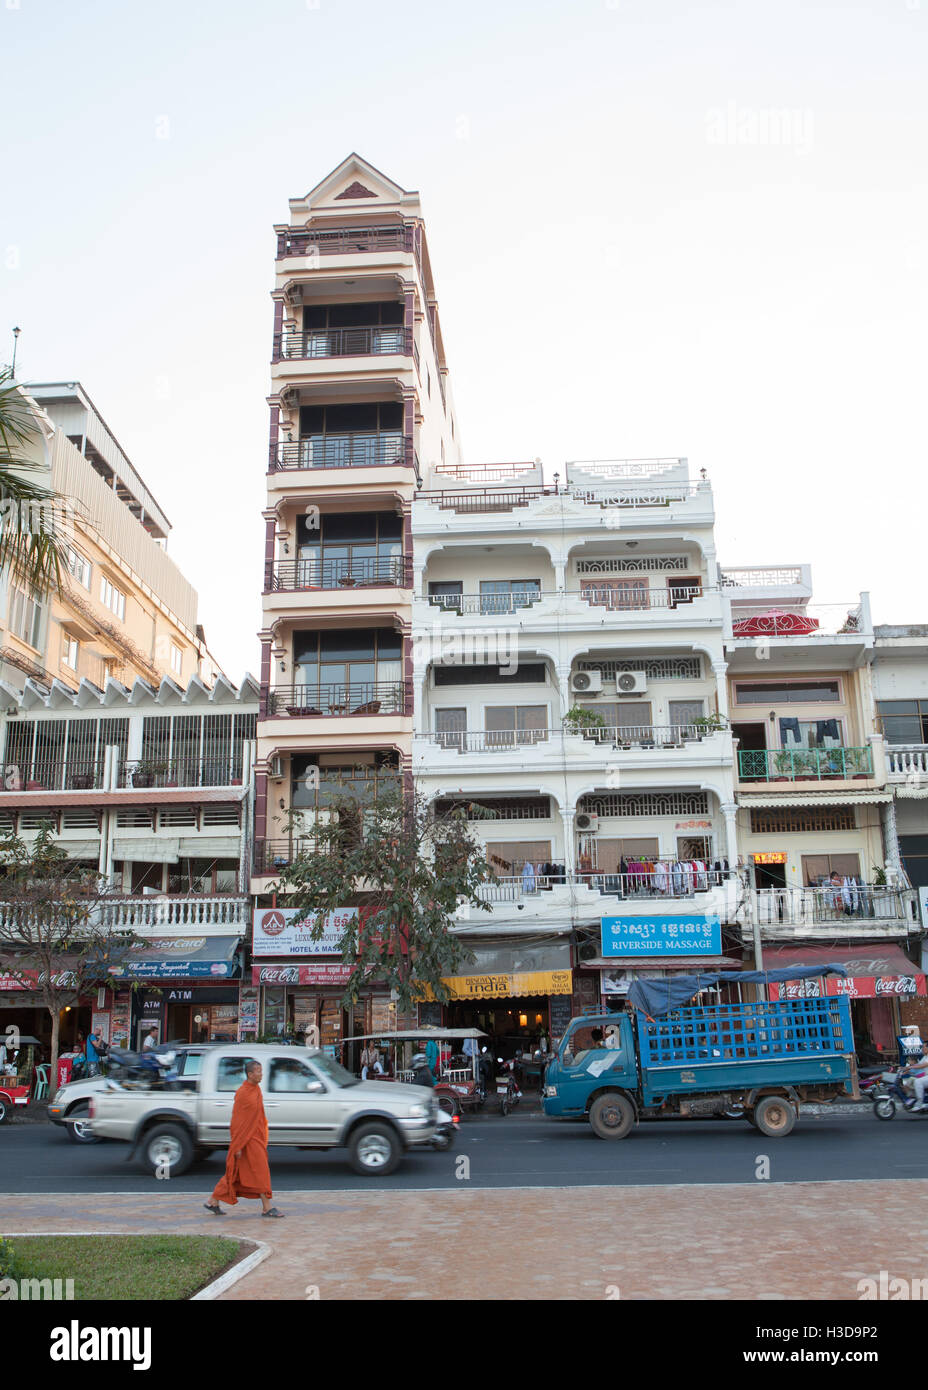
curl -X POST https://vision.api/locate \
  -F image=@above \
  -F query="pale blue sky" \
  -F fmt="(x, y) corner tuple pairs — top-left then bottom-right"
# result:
(3, 0), (926, 676)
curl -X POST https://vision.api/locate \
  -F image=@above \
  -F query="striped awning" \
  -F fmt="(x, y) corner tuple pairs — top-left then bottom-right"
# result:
(736, 790), (893, 808)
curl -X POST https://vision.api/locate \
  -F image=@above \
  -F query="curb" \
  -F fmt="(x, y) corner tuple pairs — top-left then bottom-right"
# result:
(0, 1230), (271, 1301)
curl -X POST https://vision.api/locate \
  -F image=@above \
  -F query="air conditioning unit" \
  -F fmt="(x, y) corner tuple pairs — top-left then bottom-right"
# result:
(614, 671), (647, 695)
(571, 671), (602, 694)
(269, 755), (285, 780)
(575, 811), (600, 833)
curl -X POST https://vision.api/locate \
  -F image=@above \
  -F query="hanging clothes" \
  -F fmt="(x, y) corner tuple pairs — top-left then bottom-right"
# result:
(522, 861), (536, 894)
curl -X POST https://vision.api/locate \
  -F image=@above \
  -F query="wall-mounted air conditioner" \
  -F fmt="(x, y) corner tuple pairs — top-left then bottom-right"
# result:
(269, 756), (285, 780)
(575, 811), (600, 833)
(614, 671), (647, 695)
(571, 671), (602, 694)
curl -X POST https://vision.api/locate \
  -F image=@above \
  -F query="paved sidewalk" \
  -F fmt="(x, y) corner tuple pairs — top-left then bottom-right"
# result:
(2, 1180), (927, 1300)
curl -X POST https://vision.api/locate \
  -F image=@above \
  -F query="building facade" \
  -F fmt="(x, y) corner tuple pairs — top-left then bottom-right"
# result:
(2, 382), (222, 695)
(252, 155), (459, 1045)
(0, 673), (257, 1055)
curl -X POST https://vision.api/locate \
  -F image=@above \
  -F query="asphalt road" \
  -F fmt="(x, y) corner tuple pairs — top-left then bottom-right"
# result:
(3, 1109), (928, 1193)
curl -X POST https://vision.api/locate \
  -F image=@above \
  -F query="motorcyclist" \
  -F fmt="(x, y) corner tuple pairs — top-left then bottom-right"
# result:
(410, 1052), (435, 1088)
(898, 1027), (928, 1111)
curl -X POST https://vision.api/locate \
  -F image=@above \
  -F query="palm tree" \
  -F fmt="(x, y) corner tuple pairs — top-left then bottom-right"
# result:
(0, 367), (66, 597)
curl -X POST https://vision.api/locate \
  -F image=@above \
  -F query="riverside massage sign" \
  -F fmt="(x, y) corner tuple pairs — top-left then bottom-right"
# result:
(601, 913), (722, 958)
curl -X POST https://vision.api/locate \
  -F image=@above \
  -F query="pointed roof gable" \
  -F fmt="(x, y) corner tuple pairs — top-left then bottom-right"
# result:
(292, 154), (418, 215)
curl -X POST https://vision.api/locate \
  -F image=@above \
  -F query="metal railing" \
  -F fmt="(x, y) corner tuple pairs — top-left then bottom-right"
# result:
(253, 839), (320, 876)
(754, 885), (917, 927)
(276, 226), (414, 259)
(580, 584), (704, 611)
(426, 591), (547, 615)
(417, 484), (554, 513)
(0, 761), (105, 792)
(576, 724), (709, 748)
(432, 729), (549, 753)
(271, 433), (411, 472)
(268, 556), (410, 591)
(476, 868), (732, 902)
(268, 681), (410, 716)
(427, 725), (720, 753)
(119, 759), (245, 789)
(738, 747), (874, 781)
(432, 462), (539, 483)
(415, 481), (701, 513)
(566, 458), (687, 479)
(273, 327), (407, 360)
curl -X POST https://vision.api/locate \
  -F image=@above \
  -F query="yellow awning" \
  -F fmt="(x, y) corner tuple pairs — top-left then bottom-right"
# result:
(424, 969), (572, 1001)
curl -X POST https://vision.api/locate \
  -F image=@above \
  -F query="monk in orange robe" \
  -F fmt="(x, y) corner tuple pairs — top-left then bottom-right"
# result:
(204, 1060), (283, 1217)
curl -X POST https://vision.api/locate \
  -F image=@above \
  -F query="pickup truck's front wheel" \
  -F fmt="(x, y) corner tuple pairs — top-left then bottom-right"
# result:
(142, 1123), (194, 1177)
(589, 1093), (635, 1140)
(348, 1123), (401, 1176)
(753, 1095), (796, 1137)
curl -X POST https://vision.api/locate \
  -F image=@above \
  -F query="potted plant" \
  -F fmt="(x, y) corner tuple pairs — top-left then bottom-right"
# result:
(691, 713), (728, 739)
(847, 747), (872, 780)
(772, 750), (794, 782)
(564, 705), (607, 740)
(132, 760), (169, 789)
(69, 770), (94, 790)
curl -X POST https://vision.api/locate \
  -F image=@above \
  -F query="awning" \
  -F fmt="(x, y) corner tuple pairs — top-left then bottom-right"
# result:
(584, 955), (742, 970)
(423, 969), (573, 1000)
(737, 791), (893, 808)
(177, 837), (240, 857)
(762, 944), (926, 1001)
(108, 934), (242, 981)
(112, 837), (180, 864)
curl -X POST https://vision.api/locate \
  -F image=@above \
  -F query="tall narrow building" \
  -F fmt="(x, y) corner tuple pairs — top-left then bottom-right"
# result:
(252, 156), (459, 1045)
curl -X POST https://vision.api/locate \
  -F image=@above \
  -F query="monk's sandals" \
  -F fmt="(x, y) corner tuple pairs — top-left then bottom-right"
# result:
(203, 1203), (225, 1216)
(262, 1207), (284, 1218)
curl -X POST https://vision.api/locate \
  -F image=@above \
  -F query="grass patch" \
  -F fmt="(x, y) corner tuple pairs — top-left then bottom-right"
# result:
(3, 1235), (247, 1300)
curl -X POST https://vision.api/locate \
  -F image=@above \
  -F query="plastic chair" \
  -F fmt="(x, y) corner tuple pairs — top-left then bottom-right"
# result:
(33, 1063), (49, 1101)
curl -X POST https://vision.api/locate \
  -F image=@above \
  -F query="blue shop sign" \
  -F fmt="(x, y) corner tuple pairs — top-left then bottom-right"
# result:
(601, 913), (722, 958)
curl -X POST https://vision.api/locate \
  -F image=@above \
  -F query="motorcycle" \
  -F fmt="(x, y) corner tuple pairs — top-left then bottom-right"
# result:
(871, 1064), (928, 1120)
(432, 1109), (457, 1151)
(496, 1058), (521, 1117)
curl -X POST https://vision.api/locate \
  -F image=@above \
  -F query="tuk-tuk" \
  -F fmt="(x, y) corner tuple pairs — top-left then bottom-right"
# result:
(341, 1027), (488, 1117)
(0, 1036), (42, 1123)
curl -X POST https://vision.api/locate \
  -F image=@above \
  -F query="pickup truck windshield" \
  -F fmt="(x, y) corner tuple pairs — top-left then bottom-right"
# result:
(311, 1053), (360, 1087)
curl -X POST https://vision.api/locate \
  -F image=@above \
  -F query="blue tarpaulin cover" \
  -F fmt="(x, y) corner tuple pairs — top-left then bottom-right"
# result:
(627, 966), (849, 1018)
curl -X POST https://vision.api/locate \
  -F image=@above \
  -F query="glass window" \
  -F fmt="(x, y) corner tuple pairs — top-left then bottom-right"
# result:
(62, 635), (79, 670)
(170, 644), (183, 675)
(434, 663), (547, 686)
(67, 547), (92, 588)
(778, 718), (844, 749)
(9, 589), (42, 647)
(877, 700), (928, 744)
(479, 579), (541, 613)
(735, 681), (840, 704)
(801, 854), (862, 886)
(216, 1056), (255, 1091)
(485, 706), (548, 744)
(269, 1057), (321, 1092)
(100, 577), (126, 621)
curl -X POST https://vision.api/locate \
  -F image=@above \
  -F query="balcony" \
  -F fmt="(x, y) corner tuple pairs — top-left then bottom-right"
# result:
(99, 895), (250, 932)
(885, 746), (928, 782)
(738, 746), (874, 782)
(267, 556), (411, 592)
(276, 225), (416, 262)
(273, 327), (408, 361)
(118, 759), (244, 790)
(267, 681), (410, 717)
(417, 725), (732, 775)
(477, 868), (734, 903)
(0, 761), (104, 793)
(751, 885), (917, 933)
(579, 583), (704, 612)
(271, 433), (415, 474)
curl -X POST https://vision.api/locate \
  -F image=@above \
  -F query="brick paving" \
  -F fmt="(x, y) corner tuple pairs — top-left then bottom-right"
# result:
(2, 1180), (927, 1300)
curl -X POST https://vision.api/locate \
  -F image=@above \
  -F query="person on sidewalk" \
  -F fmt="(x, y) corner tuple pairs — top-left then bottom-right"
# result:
(204, 1060), (283, 1218)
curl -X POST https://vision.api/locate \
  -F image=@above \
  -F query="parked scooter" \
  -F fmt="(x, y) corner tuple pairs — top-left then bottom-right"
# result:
(496, 1058), (522, 1116)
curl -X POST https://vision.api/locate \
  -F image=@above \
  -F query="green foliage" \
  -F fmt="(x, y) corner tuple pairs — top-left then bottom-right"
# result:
(0, 367), (67, 598)
(0, 1237), (15, 1279)
(564, 705), (606, 732)
(275, 789), (493, 1012)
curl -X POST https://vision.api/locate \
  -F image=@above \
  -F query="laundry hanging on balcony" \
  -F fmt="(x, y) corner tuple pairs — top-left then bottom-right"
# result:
(732, 609), (819, 636)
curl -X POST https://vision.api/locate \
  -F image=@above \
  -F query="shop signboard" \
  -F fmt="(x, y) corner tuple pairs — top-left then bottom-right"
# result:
(252, 907), (357, 957)
(769, 974), (927, 1001)
(110, 992), (131, 1049)
(601, 913), (721, 958)
(548, 994), (574, 1039)
(421, 969), (572, 1001)
(238, 987), (259, 1041)
(252, 963), (354, 986)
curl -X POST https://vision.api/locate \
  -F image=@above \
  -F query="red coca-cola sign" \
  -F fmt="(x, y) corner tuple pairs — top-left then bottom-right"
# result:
(253, 963), (354, 986)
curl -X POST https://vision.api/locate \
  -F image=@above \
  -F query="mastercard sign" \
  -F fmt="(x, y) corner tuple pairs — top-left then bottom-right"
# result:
(252, 907), (357, 956)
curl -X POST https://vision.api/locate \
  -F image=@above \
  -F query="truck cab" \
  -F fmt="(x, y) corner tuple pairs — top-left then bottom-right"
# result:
(544, 1014), (637, 1119)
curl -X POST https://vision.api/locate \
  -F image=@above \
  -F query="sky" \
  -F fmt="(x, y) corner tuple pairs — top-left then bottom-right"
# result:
(2, 0), (926, 679)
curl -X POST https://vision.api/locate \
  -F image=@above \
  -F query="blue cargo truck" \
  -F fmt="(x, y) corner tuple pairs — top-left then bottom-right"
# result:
(542, 969), (859, 1138)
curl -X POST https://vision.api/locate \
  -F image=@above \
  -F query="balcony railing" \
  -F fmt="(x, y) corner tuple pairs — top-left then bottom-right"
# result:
(273, 327), (407, 361)
(417, 485), (553, 513)
(720, 567), (804, 587)
(276, 226), (415, 260)
(578, 724), (707, 748)
(0, 761), (105, 792)
(268, 681), (410, 717)
(580, 584), (704, 611)
(475, 868), (732, 902)
(268, 556), (410, 592)
(426, 591), (547, 615)
(738, 747), (874, 781)
(271, 433), (413, 472)
(433, 729), (549, 753)
(754, 885), (917, 927)
(886, 745), (928, 778)
(415, 481), (700, 514)
(119, 759), (244, 789)
(571, 482), (702, 507)
(100, 895), (250, 930)
(566, 458), (687, 480)
(428, 725), (720, 753)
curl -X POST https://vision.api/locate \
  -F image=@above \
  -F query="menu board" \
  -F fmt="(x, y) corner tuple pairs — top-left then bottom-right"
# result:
(418, 1001), (442, 1028)
(91, 1011), (111, 1044)
(548, 994), (574, 1041)
(109, 992), (132, 1049)
(238, 987), (259, 1041)
(320, 998), (342, 1049)
(292, 993), (318, 1036)
(370, 994), (395, 1035)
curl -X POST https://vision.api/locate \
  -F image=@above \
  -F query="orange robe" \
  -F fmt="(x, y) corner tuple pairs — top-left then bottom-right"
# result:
(210, 1080), (272, 1204)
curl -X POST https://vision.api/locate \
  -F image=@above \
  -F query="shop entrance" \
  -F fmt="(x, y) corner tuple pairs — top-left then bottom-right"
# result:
(446, 997), (549, 1058)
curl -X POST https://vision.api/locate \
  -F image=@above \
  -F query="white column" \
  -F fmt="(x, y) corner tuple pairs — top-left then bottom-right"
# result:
(711, 659), (729, 720)
(556, 664), (573, 719)
(721, 802), (739, 864)
(562, 808), (576, 876)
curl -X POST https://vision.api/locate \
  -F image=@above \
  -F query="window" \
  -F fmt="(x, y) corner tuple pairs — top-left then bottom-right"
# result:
(66, 546), (92, 588)
(296, 511), (402, 586)
(877, 700), (928, 745)
(292, 629), (403, 711)
(428, 580), (464, 611)
(669, 700), (705, 732)
(216, 1057), (255, 1092)
(62, 635), (79, 670)
(484, 705), (548, 746)
(269, 1057), (321, 1093)
(9, 589), (42, 648)
(801, 853), (862, 886)
(735, 681), (840, 704)
(751, 806), (856, 833)
(434, 662), (547, 686)
(479, 579), (541, 614)
(99, 576), (126, 621)
(778, 717), (844, 749)
(170, 643), (183, 676)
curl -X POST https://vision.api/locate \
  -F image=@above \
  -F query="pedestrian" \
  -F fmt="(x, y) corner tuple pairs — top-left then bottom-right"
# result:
(85, 1029), (102, 1077)
(423, 1036), (439, 1075)
(204, 1060), (283, 1218)
(141, 1027), (158, 1052)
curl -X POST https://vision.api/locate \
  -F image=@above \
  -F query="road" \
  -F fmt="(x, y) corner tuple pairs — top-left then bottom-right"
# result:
(4, 1109), (928, 1192)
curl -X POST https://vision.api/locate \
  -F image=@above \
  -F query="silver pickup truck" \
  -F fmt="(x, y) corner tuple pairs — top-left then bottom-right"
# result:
(89, 1043), (440, 1177)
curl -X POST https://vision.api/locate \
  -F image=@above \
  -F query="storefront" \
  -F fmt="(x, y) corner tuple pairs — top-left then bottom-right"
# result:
(762, 943), (927, 1062)
(106, 935), (243, 1048)
(421, 942), (574, 1054)
(0, 968), (94, 1058)
(589, 906), (742, 1011)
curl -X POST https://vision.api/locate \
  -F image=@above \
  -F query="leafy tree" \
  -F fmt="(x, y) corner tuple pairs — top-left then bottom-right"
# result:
(0, 827), (145, 1080)
(0, 367), (67, 598)
(274, 787), (495, 1012)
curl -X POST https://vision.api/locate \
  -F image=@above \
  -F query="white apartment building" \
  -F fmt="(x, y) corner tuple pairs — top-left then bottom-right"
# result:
(411, 456), (739, 1032)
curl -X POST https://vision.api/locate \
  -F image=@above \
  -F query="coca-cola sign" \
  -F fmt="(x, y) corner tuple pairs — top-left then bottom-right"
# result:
(257, 966), (300, 985)
(875, 976), (917, 996)
(253, 963), (354, 986)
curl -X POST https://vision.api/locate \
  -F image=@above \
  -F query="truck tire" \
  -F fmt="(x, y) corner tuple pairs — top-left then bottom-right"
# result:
(589, 1093), (635, 1140)
(753, 1095), (796, 1138)
(66, 1102), (98, 1144)
(141, 1122), (194, 1177)
(347, 1122), (401, 1176)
